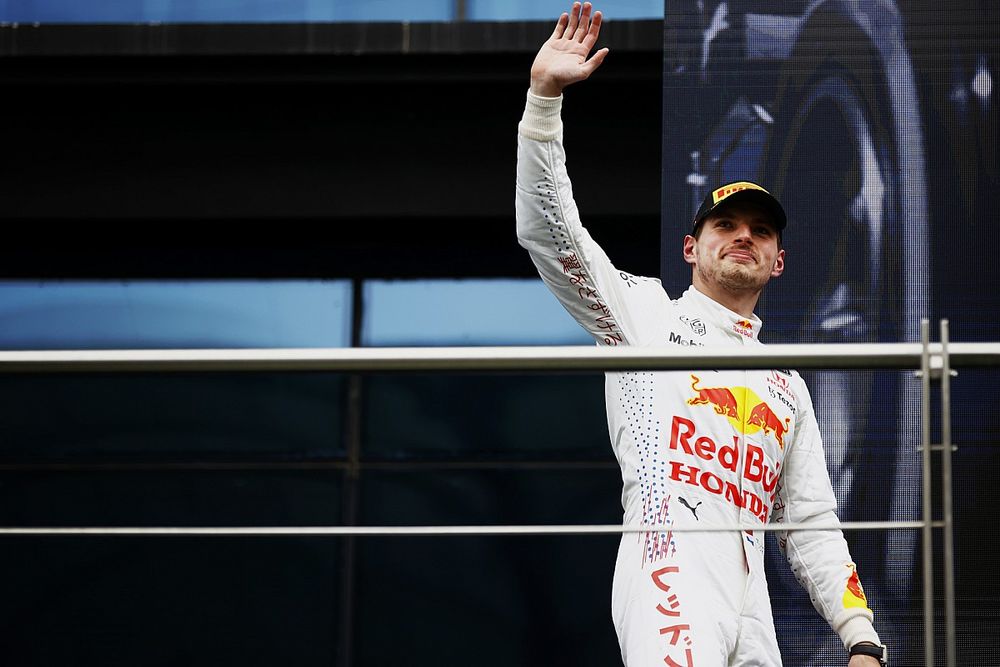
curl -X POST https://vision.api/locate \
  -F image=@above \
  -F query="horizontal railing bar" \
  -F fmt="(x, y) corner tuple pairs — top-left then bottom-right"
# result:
(0, 460), (619, 472)
(0, 521), (935, 537)
(0, 343), (998, 373)
(918, 445), (960, 452)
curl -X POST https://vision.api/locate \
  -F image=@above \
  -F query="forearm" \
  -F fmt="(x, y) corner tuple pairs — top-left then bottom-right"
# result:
(776, 386), (882, 651)
(515, 92), (632, 346)
(781, 508), (881, 648)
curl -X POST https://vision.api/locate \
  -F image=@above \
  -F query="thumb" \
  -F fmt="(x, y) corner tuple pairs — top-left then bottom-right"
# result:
(581, 47), (610, 77)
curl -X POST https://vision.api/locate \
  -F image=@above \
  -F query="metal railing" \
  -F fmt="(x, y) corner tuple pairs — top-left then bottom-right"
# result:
(0, 340), (996, 373)
(2, 320), (998, 667)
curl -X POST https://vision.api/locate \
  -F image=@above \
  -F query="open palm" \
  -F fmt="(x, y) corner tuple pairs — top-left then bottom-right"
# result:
(530, 2), (609, 97)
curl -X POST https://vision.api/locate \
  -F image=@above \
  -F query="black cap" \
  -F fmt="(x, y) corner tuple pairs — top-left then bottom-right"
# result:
(693, 181), (787, 233)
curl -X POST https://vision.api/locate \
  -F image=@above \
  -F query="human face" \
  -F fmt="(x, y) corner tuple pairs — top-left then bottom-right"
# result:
(683, 202), (785, 296)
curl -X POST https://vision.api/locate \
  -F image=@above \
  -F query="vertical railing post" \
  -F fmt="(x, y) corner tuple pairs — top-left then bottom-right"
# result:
(940, 320), (956, 667)
(920, 318), (935, 667)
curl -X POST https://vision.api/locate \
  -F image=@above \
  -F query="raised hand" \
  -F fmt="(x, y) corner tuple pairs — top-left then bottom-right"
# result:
(530, 2), (609, 97)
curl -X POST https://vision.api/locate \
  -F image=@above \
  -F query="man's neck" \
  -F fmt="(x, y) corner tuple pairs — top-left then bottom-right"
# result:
(691, 279), (760, 318)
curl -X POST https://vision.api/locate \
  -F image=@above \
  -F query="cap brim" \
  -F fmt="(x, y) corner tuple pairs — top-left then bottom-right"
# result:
(696, 189), (787, 232)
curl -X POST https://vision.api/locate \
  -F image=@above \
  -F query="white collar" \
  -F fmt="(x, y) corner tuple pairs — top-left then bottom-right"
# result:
(680, 285), (762, 341)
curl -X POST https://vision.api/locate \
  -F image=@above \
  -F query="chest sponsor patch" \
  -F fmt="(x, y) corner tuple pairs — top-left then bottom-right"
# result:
(686, 374), (791, 448)
(733, 319), (754, 338)
(678, 315), (706, 336)
(668, 331), (704, 347)
(668, 415), (778, 523)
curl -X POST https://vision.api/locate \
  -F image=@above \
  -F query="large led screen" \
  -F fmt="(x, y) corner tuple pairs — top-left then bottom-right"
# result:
(661, 1), (998, 664)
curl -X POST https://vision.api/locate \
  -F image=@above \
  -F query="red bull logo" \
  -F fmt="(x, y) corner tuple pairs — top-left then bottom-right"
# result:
(687, 375), (739, 418)
(736, 319), (753, 329)
(842, 564), (870, 610)
(747, 402), (791, 450)
(686, 375), (789, 450)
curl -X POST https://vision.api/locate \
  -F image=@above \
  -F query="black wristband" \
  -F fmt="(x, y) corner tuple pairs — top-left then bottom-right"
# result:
(849, 643), (888, 665)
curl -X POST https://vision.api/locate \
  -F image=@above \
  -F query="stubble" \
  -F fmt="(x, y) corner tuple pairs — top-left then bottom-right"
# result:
(697, 255), (770, 295)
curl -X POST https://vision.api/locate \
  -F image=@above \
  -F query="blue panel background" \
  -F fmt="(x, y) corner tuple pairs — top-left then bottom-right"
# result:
(362, 278), (591, 347)
(0, 280), (351, 349)
(0, 0), (453, 22)
(0, 0), (662, 23)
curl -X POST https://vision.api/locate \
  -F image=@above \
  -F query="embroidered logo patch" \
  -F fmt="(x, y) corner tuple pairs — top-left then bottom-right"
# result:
(679, 315), (706, 336)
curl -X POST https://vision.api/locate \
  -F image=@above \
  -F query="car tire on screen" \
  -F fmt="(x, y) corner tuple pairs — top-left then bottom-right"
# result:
(765, 50), (926, 663)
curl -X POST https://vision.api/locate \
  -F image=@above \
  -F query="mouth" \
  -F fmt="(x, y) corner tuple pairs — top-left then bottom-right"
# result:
(724, 249), (756, 263)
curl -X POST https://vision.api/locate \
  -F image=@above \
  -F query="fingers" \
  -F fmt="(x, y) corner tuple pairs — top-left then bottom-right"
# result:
(565, 2), (581, 37)
(574, 2), (592, 40)
(551, 11), (569, 39)
(581, 9), (603, 50)
(554, 2), (605, 57)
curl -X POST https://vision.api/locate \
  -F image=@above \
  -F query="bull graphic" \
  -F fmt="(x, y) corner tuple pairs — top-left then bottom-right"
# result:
(747, 402), (791, 450)
(686, 375), (739, 418)
(842, 565), (870, 610)
(846, 569), (867, 602)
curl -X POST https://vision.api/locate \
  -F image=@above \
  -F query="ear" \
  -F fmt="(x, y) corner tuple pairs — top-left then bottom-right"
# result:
(683, 235), (697, 265)
(770, 248), (785, 278)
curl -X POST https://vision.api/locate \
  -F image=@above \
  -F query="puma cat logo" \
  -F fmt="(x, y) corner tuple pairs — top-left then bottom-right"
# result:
(679, 496), (702, 520)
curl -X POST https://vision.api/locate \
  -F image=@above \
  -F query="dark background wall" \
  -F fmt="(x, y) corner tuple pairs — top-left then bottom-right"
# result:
(0, 21), (663, 280)
(0, 20), (663, 667)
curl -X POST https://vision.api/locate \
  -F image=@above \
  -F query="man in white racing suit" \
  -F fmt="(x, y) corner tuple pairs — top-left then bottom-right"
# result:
(515, 4), (887, 666)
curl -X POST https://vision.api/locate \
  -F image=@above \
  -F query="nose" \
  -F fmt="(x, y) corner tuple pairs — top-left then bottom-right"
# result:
(733, 223), (753, 243)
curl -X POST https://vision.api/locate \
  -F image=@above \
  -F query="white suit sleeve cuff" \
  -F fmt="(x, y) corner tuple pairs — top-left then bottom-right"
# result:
(518, 90), (563, 141)
(837, 615), (881, 651)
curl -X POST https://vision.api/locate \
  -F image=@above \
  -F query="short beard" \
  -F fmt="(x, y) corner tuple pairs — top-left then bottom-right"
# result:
(701, 262), (769, 294)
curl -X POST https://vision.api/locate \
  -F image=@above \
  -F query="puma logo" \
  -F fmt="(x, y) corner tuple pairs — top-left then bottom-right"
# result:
(679, 496), (702, 520)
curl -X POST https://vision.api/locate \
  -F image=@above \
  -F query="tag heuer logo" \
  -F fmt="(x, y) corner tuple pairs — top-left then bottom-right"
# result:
(680, 316), (706, 336)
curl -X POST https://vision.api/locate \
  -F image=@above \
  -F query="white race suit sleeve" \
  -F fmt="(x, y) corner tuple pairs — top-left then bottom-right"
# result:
(515, 90), (665, 348)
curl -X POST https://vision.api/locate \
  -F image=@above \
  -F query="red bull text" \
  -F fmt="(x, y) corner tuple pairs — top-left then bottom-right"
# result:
(669, 416), (778, 522)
